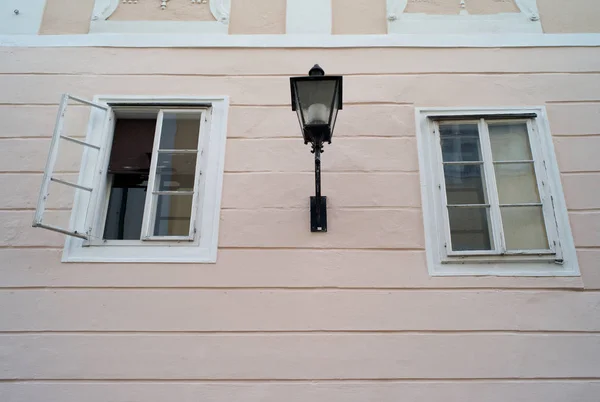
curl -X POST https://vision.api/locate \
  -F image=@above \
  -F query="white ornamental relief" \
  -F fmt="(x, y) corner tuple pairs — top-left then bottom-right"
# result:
(386, 0), (541, 33)
(387, 0), (539, 21)
(92, 0), (230, 24)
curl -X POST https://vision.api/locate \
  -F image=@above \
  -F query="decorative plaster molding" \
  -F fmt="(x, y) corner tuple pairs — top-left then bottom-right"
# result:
(515, 0), (540, 21)
(91, 0), (119, 21)
(386, 0), (542, 34)
(386, 0), (407, 22)
(91, 0), (230, 30)
(209, 0), (230, 24)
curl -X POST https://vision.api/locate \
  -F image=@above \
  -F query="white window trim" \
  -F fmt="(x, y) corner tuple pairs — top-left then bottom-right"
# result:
(386, 0), (542, 34)
(0, 0), (47, 35)
(415, 107), (580, 277)
(90, 0), (230, 34)
(63, 95), (229, 263)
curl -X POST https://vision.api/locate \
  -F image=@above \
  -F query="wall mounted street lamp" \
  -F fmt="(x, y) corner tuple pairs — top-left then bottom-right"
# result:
(290, 64), (343, 232)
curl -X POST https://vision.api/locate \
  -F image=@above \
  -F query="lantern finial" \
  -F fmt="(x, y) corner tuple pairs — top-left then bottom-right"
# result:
(308, 64), (325, 76)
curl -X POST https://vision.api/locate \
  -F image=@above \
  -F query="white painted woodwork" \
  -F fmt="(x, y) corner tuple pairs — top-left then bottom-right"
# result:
(0, 0), (46, 34)
(415, 107), (579, 276)
(4, 33), (600, 48)
(286, 0), (332, 34)
(2, 334), (600, 379)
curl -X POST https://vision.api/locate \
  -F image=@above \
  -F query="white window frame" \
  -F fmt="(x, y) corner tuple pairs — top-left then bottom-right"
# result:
(416, 107), (580, 277)
(37, 95), (228, 263)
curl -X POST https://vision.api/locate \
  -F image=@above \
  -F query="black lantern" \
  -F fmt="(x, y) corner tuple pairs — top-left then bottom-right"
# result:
(290, 64), (343, 232)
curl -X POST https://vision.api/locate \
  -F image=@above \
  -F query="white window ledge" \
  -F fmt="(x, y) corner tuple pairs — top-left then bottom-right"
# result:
(3, 33), (600, 48)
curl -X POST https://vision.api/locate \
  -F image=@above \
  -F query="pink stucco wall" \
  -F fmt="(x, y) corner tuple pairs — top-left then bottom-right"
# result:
(0, 45), (600, 401)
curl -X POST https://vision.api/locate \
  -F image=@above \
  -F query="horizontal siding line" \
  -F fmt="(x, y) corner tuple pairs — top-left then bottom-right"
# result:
(567, 208), (600, 215)
(0, 102), (415, 107)
(561, 171), (600, 176)
(0, 102), (416, 107)
(546, 100), (600, 104)
(552, 134), (600, 138)
(0, 208), (70, 212)
(561, 171), (600, 175)
(2, 72), (600, 78)
(0, 169), (422, 174)
(1, 330), (600, 335)
(568, 210), (600, 215)
(0, 207), (423, 212)
(2, 378), (600, 383)
(0, 287), (592, 292)
(0, 171), (421, 177)
(0, 246), (597, 252)
(0, 71), (600, 79)
(0, 135), (416, 140)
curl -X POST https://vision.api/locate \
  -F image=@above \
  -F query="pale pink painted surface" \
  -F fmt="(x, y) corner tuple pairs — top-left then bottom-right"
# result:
(405, 0), (518, 15)
(39, 0), (94, 34)
(109, 1), (215, 21)
(332, 0), (387, 35)
(538, 0), (600, 33)
(229, 0), (286, 34)
(0, 44), (600, 402)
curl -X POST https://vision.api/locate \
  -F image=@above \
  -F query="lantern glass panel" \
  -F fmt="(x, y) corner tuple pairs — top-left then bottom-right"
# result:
(295, 79), (338, 127)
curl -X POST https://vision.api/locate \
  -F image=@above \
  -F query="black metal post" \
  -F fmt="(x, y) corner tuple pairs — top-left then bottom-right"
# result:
(310, 141), (327, 232)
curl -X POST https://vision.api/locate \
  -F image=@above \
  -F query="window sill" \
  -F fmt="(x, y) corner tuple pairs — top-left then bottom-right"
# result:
(430, 259), (580, 277)
(63, 237), (217, 263)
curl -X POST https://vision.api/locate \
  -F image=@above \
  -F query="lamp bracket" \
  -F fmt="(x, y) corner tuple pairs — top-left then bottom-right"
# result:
(310, 196), (327, 232)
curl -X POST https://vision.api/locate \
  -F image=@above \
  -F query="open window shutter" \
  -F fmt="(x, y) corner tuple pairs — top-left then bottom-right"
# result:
(32, 94), (109, 240)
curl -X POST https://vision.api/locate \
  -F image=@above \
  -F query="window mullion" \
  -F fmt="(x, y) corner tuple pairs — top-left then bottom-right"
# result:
(140, 110), (165, 240)
(478, 119), (505, 254)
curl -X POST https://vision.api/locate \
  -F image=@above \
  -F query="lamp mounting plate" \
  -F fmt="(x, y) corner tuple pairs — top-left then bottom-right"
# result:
(310, 196), (327, 232)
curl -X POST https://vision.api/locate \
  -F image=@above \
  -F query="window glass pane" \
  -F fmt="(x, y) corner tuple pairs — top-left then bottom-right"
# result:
(439, 123), (481, 162)
(488, 122), (532, 161)
(153, 194), (193, 237)
(156, 153), (197, 181)
(495, 163), (540, 204)
(448, 207), (493, 251)
(501, 206), (549, 250)
(103, 174), (148, 240)
(159, 113), (201, 150)
(444, 164), (488, 205)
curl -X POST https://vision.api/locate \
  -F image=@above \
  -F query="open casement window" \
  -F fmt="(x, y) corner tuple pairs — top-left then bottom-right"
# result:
(416, 108), (579, 277)
(33, 94), (110, 240)
(33, 94), (228, 263)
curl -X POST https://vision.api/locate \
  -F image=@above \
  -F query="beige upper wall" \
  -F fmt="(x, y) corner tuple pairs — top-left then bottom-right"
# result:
(109, 2), (215, 22)
(405, 0), (518, 15)
(538, 0), (600, 33)
(37, 0), (600, 34)
(39, 0), (94, 34)
(229, 0), (286, 34)
(332, 0), (387, 35)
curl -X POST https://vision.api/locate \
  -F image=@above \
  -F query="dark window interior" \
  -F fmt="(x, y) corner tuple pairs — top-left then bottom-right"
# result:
(103, 117), (156, 240)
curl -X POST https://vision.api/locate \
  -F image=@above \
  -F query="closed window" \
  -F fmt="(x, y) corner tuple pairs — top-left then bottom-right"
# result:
(416, 108), (579, 276)
(33, 95), (229, 263)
